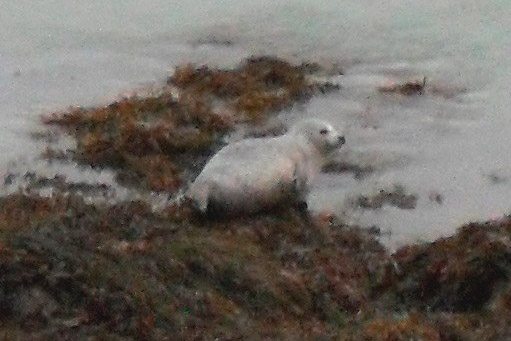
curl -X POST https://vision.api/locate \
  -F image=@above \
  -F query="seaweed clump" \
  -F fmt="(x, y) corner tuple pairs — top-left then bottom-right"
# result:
(381, 218), (511, 312)
(43, 56), (339, 193)
(379, 77), (427, 96)
(340, 216), (511, 340)
(378, 77), (467, 99)
(0, 193), (387, 339)
(43, 94), (230, 193)
(7, 191), (511, 339)
(168, 56), (339, 120)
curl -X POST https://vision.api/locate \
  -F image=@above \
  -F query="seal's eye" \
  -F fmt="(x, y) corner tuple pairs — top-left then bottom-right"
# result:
(319, 129), (328, 135)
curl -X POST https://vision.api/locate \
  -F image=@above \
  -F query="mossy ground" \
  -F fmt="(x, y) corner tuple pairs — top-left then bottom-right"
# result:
(1, 56), (510, 340)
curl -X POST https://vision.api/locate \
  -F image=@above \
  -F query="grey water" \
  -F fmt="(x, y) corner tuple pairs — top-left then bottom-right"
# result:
(2, 0), (511, 248)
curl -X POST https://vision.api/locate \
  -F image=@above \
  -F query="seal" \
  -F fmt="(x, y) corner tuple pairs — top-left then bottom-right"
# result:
(187, 119), (346, 215)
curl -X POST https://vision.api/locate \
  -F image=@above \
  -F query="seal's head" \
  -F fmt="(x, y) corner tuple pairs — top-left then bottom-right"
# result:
(290, 119), (345, 154)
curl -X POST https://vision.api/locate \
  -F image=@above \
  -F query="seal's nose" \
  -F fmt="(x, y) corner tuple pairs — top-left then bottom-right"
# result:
(338, 136), (346, 145)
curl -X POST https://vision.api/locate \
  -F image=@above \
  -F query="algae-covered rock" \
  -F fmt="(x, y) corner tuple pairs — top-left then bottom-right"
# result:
(0, 193), (387, 339)
(382, 218), (511, 312)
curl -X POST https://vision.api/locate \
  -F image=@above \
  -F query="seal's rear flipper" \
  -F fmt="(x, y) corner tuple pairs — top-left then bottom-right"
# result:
(185, 184), (210, 213)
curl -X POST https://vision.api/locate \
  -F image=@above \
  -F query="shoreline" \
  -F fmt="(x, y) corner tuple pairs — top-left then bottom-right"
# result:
(1, 56), (510, 339)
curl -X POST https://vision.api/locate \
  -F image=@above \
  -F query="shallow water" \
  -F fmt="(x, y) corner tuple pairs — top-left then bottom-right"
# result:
(2, 0), (511, 248)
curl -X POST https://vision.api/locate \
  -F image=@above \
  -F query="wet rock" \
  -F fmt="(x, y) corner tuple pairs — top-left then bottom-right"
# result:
(485, 171), (508, 184)
(354, 186), (417, 210)
(323, 161), (375, 180)
(193, 36), (234, 47)
(379, 77), (427, 96)
(428, 191), (444, 204)
(3, 173), (17, 186)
